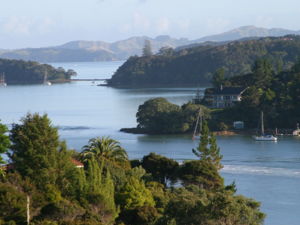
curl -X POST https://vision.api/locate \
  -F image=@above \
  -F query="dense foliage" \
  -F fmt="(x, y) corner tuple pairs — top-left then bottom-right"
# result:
(108, 35), (300, 87)
(136, 98), (210, 134)
(0, 113), (265, 224)
(210, 59), (300, 129)
(0, 58), (76, 84)
(0, 122), (10, 165)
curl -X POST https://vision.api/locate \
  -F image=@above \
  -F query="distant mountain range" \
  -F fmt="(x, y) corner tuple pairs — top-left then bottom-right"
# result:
(0, 26), (299, 62)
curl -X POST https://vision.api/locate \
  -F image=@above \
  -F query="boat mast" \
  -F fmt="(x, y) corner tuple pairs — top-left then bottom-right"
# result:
(43, 70), (47, 84)
(192, 108), (202, 140)
(261, 111), (264, 136)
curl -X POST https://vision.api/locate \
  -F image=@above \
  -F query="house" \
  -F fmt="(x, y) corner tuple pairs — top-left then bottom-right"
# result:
(71, 159), (84, 168)
(204, 86), (247, 108)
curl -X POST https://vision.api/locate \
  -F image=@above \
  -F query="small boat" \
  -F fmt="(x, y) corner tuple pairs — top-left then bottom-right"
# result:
(292, 123), (300, 136)
(254, 111), (277, 141)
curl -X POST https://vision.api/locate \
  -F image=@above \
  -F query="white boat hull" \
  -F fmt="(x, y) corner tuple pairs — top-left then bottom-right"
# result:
(254, 135), (277, 141)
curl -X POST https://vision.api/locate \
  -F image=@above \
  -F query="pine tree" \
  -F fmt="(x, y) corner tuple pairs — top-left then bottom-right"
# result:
(142, 40), (153, 57)
(192, 120), (210, 160)
(208, 133), (223, 170)
(192, 120), (223, 170)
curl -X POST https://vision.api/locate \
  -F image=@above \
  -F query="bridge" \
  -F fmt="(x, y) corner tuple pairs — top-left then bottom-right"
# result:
(70, 78), (108, 82)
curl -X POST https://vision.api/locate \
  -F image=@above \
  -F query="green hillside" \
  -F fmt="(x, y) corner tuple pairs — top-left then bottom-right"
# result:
(107, 35), (300, 87)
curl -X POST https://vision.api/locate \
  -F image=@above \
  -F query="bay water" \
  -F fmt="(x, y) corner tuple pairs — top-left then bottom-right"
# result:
(0, 61), (299, 225)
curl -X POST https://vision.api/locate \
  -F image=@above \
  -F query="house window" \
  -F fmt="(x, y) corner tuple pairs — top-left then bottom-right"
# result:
(218, 103), (224, 108)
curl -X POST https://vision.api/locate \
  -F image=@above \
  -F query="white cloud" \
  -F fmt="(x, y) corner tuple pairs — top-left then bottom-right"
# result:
(204, 18), (231, 33)
(133, 12), (151, 30)
(255, 16), (274, 28)
(2, 16), (32, 35)
(0, 16), (56, 36)
(177, 19), (190, 31)
(156, 18), (170, 33)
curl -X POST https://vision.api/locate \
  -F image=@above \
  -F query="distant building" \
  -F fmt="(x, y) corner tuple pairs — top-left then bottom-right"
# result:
(204, 86), (247, 108)
(233, 121), (245, 129)
(71, 159), (84, 168)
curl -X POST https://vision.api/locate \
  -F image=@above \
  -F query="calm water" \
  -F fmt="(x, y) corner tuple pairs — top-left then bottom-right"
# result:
(1, 61), (300, 225)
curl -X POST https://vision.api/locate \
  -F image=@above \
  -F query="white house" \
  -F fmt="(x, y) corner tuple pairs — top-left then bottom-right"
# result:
(204, 86), (247, 108)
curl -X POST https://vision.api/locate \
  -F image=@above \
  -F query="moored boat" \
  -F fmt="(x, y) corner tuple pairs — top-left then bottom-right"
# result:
(254, 111), (277, 141)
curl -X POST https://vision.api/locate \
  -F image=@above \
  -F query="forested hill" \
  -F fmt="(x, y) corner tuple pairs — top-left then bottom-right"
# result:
(0, 58), (76, 84)
(107, 35), (300, 87)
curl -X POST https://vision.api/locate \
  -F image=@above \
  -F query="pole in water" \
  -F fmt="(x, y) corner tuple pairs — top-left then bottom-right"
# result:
(27, 195), (30, 225)
(261, 111), (264, 136)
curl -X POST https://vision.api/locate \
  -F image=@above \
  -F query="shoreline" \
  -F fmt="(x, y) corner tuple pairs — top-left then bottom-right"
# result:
(120, 127), (296, 136)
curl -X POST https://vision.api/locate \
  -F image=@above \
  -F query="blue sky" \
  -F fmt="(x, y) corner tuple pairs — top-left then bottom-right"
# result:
(0, 0), (299, 48)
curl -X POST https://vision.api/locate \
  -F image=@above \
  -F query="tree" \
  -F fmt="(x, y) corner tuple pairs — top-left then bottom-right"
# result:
(9, 113), (61, 189)
(80, 137), (129, 169)
(211, 68), (225, 88)
(158, 46), (174, 56)
(0, 121), (10, 164)
(136, 98), (182, 133)
(142, 40), (153, 57)
(0, 183), (27, 224)
(116, 176), (155, 211)
(179, 160), (224, 190)
(142, 153), (179, 185)
(84, 157), (118, 223)
(192, 121), (223, 170)
(159, 185), (265, 225)
(252, 59), (273, 88)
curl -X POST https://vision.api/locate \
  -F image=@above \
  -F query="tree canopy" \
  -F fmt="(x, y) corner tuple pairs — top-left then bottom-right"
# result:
(108, 35), (300, 87)
(0, 113), (265, 225)
(0, 58), (76, 84)
(211, 58), (300, 129)
(136, 98), (210, 134)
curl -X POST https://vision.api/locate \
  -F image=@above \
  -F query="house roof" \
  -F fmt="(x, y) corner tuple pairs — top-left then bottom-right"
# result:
(206, 87), (246, 95)
(71, 159), (84, 168)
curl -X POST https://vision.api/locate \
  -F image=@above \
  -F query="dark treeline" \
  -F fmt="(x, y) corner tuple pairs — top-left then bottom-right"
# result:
(0, 58), (76, 84)
(0, 114), (264, 224)
(107, 35), (300, 87)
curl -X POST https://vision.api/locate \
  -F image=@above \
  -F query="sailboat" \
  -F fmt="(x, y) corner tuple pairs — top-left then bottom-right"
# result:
(43, 71), (52, 86)
(0, 72), (7, 86)
(192, 108), (203, 140)
(254, 111), (277, 141)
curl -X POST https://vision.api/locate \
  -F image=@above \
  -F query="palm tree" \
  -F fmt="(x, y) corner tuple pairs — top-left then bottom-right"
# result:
(80, 137), (129, 169)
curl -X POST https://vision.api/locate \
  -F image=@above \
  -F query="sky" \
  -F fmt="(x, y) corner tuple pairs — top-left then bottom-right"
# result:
(0, 0), (300, 49)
